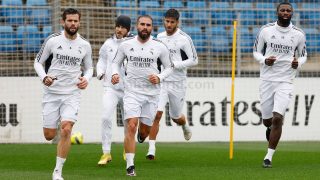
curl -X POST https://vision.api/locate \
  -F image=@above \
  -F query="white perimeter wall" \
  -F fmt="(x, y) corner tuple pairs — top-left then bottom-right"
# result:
(0, 77), (319, 143)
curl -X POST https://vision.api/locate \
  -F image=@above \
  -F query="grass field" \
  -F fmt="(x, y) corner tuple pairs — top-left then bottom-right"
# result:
(0, 142), (319, 179)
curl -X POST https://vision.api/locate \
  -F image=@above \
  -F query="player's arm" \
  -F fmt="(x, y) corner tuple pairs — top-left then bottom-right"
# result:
(78, 44), (93, 89)
(172, 37), (198, 69)
(253, 29), (271, 64)
(96, 43), (108, 80)
(293, 33), (307, 69)
(111, 44), (125, 84)
(156, 45), (173, 82)
(34, 38), (55, 86)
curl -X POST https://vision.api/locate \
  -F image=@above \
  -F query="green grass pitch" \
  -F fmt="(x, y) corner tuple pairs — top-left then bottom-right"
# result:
(0, 142), (319, 179)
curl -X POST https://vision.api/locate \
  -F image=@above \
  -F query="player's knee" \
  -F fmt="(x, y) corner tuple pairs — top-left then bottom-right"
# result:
(263, 119), (272, 127)
(127, 121), (138, 135)
(60, 127), (72, 138)
(44, 134), (55, 141)
(272, 113), (283, 127)
(43, 129), (56, 141)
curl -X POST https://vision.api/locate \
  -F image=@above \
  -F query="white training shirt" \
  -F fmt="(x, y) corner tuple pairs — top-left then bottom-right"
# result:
(112, 35), (173, 96)
(157, 28), (198, 81)
(253, 22), (307, 83)
(34, 31), (93, 94)
(96, 34), (126, 91)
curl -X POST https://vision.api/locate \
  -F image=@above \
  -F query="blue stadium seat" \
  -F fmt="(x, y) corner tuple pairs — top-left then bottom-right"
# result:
(306, 34), (320, 53)
(239, 28), (254, 53)
(26, 0), (48, 6)
(17, 25), (42, 53)
(182, 26), (206, 52)
(0, 25), (17, 52)
(163, 1), (184, 9)
(187, 1), (206, 8)
(301, 3), (320, 9)
(238, 11), (256, 25)
(233, 2), (253, 9)
(210, 2), (230, 10)
(1, 0), (23, 5)
(184, 0), (208, 25)
(252, 27), (260, 37)
(256, 2), (275, 9)
(210, 35), (230, 53)
(28, 9), (51, 25)
(25, 0), (50, 25)
(300, 11), (320, 26)
(207, 26), (227, 35)
(139, 0), (162, 26)
(211, 11), (235, 25)
(116, 0), (135, 16)
(42, 25), (52, 39)
(139, 0), (160, 8)
(1, 0), (24, 25)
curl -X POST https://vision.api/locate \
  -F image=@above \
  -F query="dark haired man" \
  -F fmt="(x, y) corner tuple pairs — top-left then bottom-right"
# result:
(34, 8), (93, 180)
(96, 15), (133, 166)
(253, 2), (307, 168)
(146, 8), (198, 160)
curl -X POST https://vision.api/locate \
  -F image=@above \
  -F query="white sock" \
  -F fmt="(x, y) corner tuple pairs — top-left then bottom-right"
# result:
(264, 148), (275, 161)
(54, 157), (66, 175)
(148, 140), (156, 155)
(103, 150), (110, 154)
(126, 153), (135, 169)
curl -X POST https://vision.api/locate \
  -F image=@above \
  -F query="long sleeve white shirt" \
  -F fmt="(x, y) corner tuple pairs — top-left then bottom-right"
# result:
(157, 28), (198, 81)
(112, 36), (173, 96)
(253, 22), (307, 83)
(96, 35), (125, 90)
(34, 31), (93, 94)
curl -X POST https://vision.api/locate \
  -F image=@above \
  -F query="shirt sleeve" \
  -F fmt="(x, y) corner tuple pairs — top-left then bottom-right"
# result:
(111, 44), (125, 76)
(253, 28), (267, 64)
(96, 42), (108, 79)
(173, 37), (198, 69)
(157, 44), (173, 81)
(82, 43), (93, 81)
(296, 33), (307, 68)
(34, 38), (52, 81)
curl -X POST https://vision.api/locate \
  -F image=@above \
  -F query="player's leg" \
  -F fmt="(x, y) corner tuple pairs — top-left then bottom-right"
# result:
(146, 111), (163, 159)
(124, 117), (138, 176)
(123, 91), (143, 176)
(264, 82), (293, 168)
(259, 81), (275, 168)
(98, 89), (119, 165)
(168, 81), (191, 140)
(147, 85), (168, 159)
(53, 93), (79, 178)
(42, 94), (61, 141)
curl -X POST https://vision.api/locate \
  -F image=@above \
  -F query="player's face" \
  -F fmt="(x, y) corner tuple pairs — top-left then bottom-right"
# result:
(164, 17), (178, 35)
(62, 14), (80, 36)
(137, 17), (153, 40)
(115, 26), (128, 39)
(277, 4), (293, 25)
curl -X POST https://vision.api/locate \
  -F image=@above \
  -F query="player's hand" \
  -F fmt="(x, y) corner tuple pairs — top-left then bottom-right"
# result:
(43, 76), (57, 87)
(77, 77), (88, 89)
(291, 57), (298, 69)
(148, 74), (160, 84)
(265, 56), (276, 66)
(111, 74), (120, 84)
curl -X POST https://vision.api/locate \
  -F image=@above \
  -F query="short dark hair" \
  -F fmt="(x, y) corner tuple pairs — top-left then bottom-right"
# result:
(277, 2), (293, 12)
(62, 8), (81, 21)
(137, 15), (153, 25)
(164, 9), (180, 21)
